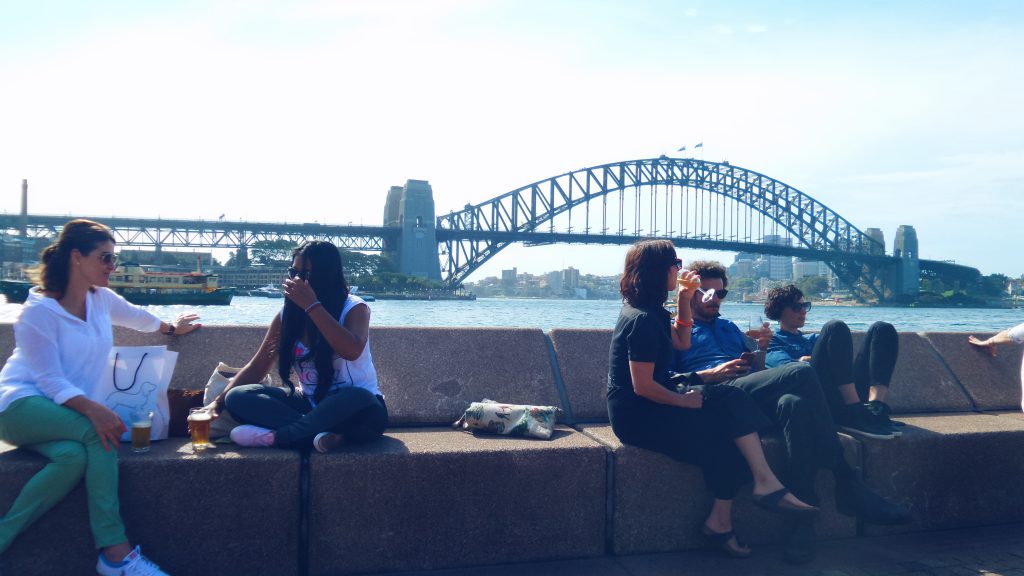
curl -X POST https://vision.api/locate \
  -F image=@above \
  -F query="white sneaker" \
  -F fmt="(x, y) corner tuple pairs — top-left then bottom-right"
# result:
(96, 545), (169, 576)
(230, 424), (275, 447)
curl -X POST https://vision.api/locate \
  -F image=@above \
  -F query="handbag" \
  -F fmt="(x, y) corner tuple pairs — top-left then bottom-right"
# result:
(453, 399), (561, 440)
(91, 345), (178, 442)
(202, 362), (274, 439)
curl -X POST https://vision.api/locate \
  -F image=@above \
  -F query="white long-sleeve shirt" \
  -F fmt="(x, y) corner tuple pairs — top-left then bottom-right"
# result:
(0, 287), (162, 413)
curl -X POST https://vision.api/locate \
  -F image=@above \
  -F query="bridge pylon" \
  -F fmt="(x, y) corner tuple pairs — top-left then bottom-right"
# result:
(382, 180), (442, 281)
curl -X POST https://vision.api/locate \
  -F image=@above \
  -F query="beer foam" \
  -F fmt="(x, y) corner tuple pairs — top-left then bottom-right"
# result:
(189, 412), (212, 422)
(132, 421), (151, 428)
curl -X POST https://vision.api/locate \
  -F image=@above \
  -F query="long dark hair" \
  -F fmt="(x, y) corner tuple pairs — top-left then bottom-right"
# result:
(619, 239), (677, 309)
(32, 219), (115, 297)
(278, 241), (350, 403)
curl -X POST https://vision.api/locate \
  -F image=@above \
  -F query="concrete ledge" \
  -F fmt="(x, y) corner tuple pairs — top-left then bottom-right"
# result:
(578, 424), (859, 555)
(308, 426), (607, 575)
(861, 413), (1024, 536)
(371, 327), (564, 426)
(549, 329), (613, 422)
(0, 439), (301, 576)
(922, 332), (1023, 411)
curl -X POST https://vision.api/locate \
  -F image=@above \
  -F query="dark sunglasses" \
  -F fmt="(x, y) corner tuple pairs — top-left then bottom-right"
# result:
(287, 267), (310, 280)
(712, 289), (729, 300)
(673, 258), (683, 269)
(99, 252), (118, 266)
(790, 301), (812, 313)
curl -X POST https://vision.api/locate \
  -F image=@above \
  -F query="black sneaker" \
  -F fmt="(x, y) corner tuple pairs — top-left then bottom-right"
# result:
(867, 400), (903, 437)
(838, 403), (895, 440)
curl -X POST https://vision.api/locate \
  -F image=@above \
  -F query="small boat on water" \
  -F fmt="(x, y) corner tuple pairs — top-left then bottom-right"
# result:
(0, 262), (234, 306)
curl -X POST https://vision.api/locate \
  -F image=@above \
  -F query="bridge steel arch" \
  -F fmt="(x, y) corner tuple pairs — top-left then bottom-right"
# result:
(437, 157), (888, 295)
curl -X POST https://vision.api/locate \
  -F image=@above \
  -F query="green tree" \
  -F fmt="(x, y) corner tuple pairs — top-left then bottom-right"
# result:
(797, 275), (829, 298)
(251, 240), (298, 265)
(978, 273), (1009, 297)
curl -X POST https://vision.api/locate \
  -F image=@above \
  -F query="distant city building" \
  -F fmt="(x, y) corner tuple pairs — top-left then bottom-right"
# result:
(792, 258), (832, 281)
(216, 266), (288, 289)
(563, 266), (580, 290)
(546, 271), (563, 293)
(763, 235), (793, 281)
(501, 268), (518, 287)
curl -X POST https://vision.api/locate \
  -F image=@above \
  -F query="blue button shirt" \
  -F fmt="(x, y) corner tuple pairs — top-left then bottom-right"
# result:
(672, 317), (751, 373)
(766, 329), (818, 368)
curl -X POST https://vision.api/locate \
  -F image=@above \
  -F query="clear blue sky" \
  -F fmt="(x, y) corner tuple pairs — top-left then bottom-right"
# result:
(1, 1), (1021, 280)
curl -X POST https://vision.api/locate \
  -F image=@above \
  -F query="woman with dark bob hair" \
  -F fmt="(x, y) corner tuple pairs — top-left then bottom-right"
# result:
(0, 219), (200, 575)
(764, 284), (900, 440)
(214, 240), (386, 453)
(608, 239), (816, 558)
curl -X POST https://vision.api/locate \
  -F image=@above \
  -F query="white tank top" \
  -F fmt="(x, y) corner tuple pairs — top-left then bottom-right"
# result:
(292, 294), (380, 404)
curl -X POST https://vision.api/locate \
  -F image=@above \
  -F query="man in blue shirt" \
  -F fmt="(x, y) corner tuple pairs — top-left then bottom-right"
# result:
(673, 261), (910, 563)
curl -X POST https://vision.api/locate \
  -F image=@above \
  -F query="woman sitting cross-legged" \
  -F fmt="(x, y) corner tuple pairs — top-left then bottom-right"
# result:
(212, 240), (386, 453)
(764, 284), (901, 440)
(608, 240), (817, 559)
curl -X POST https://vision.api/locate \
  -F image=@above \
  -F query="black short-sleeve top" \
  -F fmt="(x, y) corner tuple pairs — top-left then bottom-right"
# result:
(607, 303), (673, 402)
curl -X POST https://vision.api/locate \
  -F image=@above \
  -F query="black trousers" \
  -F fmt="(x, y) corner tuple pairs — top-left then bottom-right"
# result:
(225, 384), (388, 449)
(608, 384), (771, 500)
(726, 363), (845, 504)
(810, 320), (899, 413)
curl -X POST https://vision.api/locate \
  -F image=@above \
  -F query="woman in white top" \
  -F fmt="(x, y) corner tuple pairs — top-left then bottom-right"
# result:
(214, 240), (386, 453)
(968, 324), (1024, 411)
(0, 219), (200, 576)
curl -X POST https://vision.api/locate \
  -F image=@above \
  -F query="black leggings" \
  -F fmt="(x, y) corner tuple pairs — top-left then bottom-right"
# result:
(225, 384), (388, 449)
(608, 384), (771, 500)
(810, 320), (899, 413)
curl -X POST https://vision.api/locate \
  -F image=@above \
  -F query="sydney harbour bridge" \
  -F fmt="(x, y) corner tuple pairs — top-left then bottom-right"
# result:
(1, 157), (979, 300)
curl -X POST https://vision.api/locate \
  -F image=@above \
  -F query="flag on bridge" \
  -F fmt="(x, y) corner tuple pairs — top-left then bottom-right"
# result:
(677, 146), (686, 152)
(694, 142), (703, 148)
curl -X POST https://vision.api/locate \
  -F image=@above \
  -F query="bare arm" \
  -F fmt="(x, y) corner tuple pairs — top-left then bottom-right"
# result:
(282, 277), (369, 360)
(670, 270), (698, 351)
(968, 330), (1014, 357)
(629, 361), (703, 409)
(696, 358), (753, 383)
(212, 314), (281, 414)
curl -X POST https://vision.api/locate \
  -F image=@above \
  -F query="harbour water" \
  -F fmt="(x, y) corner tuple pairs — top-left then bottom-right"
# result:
(0, 296), (1018, 333)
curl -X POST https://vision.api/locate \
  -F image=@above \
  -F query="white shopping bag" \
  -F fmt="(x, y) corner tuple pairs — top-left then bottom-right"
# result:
(91, 345), (179, 442)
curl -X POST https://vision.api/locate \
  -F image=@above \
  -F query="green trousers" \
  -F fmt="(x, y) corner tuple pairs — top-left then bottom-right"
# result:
(0, 396), (127, 554)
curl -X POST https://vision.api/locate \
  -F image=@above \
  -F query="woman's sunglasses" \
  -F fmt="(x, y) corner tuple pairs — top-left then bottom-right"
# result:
(99, 252), (118, 266)
(790, 301), (812, 313)
(287, 267), (311, 280)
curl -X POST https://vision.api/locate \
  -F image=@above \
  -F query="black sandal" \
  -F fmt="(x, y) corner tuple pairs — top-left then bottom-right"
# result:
(753, 488), (820, 517)
(701, 524), (752, 559)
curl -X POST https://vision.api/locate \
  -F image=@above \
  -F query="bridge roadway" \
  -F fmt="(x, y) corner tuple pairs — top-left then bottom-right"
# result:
(0, 213), (977, 284)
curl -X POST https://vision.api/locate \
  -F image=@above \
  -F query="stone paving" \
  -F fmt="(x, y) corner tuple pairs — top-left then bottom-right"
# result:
(372, 522), (1024, 576)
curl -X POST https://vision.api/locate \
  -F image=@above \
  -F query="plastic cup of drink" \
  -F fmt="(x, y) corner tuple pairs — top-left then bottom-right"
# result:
(131, 410), (153, 453)
(188, 408), (214, 450)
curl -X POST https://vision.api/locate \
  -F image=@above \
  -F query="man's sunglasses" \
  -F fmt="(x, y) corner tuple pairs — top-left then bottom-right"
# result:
(790, 301), (812, 313)
(287, 267), (310, 280)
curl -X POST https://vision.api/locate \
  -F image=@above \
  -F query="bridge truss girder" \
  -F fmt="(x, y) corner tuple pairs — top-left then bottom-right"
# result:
(437, 157), (888, 297)
(0, 215), (396, 252)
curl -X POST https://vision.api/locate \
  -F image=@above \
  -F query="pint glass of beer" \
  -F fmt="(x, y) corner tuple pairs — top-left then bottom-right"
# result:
(131, 410), (153, 453)
(188, 408), (214, 450)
